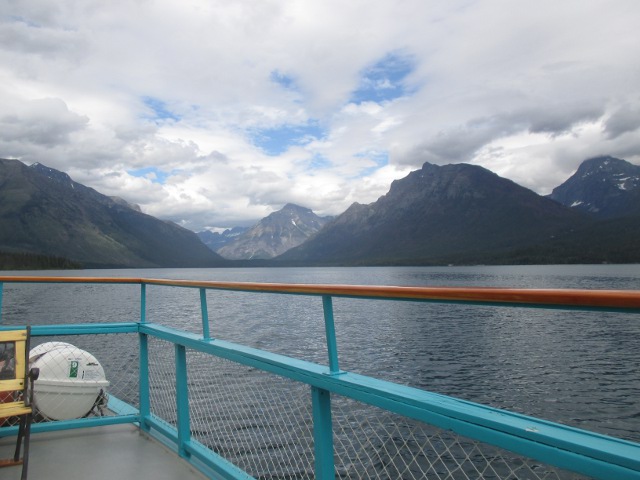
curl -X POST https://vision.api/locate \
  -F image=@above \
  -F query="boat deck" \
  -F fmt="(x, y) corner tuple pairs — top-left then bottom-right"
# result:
(1, 276), (640, 479)
(0, 424), (209, 480)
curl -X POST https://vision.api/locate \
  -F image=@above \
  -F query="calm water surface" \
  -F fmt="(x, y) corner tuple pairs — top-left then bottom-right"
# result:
(2, 264), (639, 443)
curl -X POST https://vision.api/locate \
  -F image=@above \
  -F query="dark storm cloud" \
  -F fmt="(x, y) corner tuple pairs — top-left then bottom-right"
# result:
(604, 105), (640, 139)
(402, 102), (606, 166)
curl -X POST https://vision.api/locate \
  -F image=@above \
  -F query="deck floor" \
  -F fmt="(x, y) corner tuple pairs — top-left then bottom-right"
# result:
(0, 424), (209, 480)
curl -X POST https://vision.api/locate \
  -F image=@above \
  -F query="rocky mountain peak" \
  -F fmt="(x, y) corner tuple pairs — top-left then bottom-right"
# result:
(548, 156), (640, 218)
(30, 162), (74, 187)
(217, 203), (330, 260)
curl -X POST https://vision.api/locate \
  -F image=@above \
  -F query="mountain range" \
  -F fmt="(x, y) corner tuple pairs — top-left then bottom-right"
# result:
(1, 155), (639, 268)
(278, 162), (584, 265)
(0, 158), (226, 268)
(215, 203), (331, 260)
(197, 227), (248, 252)
(277, 156), (640, 265)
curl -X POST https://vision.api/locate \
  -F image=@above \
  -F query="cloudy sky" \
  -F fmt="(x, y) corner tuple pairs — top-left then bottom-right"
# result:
(1, 0), (639, 231)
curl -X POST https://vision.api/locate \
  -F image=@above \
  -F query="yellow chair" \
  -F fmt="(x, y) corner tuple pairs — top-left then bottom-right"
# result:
(0, 327), (39, 480)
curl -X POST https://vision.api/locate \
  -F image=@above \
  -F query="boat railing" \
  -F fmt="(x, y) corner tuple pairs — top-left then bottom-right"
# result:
(0, 276), (639, 479)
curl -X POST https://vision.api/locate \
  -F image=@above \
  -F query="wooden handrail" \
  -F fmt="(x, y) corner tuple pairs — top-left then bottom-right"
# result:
(1, 276), (640, 310)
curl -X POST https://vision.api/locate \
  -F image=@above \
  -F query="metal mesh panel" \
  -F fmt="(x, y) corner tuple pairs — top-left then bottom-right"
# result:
(29, 334), (139, 422)
(147, 337), (177, 426)
(143, 340), (597, 480)
(331, 394), (591, 480)
(186, 350), (316, 478)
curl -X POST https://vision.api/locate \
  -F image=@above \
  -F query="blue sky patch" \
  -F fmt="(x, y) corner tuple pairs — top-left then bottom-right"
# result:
(251, 122), (325, 156)
(128, 166), (172, 184)
(142, 96), (181, 122)
(350, 52), (416, 104)
(309, 154), (332, 170)
(270, 70), (298, 91)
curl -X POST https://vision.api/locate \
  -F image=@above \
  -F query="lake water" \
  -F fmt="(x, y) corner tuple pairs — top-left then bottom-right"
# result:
(1, 264), (639, 445)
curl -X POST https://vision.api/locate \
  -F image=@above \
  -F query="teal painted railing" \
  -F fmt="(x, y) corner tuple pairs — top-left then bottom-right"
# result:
(1, 276), (640, 479)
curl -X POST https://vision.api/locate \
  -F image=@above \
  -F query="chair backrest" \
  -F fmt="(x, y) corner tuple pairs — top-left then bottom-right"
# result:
(0, 329), (28, 394)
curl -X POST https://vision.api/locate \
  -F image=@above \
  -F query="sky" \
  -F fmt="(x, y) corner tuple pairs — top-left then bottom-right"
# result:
(1, 0), (639, 232)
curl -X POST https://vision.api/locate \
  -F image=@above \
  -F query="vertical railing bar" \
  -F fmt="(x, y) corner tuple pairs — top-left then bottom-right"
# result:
(140, 282), (147, 324)
(0, 282), (3, 324)
(322, 295), (341, 375)
(312, 386), (335, 480)
(175, 344), (191, 459)
(138, 333), (150, 429)
(200, 288), (211, 340)
(139, 282), (150, 431)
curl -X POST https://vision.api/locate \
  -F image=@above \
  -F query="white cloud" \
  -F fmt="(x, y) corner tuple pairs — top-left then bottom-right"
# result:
(0, 0), (639, 231)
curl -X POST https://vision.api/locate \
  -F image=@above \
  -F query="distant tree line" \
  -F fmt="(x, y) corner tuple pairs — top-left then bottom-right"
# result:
(0, 251), (82, 270)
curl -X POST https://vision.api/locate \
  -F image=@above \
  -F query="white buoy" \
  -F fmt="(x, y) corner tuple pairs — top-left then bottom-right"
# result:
(29, 342), (110, 420)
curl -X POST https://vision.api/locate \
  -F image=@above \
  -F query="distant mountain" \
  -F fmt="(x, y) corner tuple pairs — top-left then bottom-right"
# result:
(6, 155), (638, 269)
(277, 162), (591, 265)
(0, 159), (226, 268)
(197, 227), (248, 251)
(217, 203), (331, 260)
(548, 156), (640, 218)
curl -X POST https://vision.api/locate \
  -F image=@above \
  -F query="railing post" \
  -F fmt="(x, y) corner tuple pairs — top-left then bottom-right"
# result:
(0, 282), (3, 324)
(139, 283), (150, 431)
(175, 344), (191, 459)
(200, 288), (211, 340)
(140, 283), (147, 324)
(312, 386), (335, 479)
(322, 295), (341, 375)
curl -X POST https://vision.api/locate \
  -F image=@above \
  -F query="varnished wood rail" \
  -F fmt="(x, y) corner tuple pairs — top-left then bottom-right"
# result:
(2, 276), (640, 311)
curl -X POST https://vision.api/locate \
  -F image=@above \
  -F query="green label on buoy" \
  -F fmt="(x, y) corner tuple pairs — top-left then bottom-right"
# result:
(69, 360), (79, 378)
